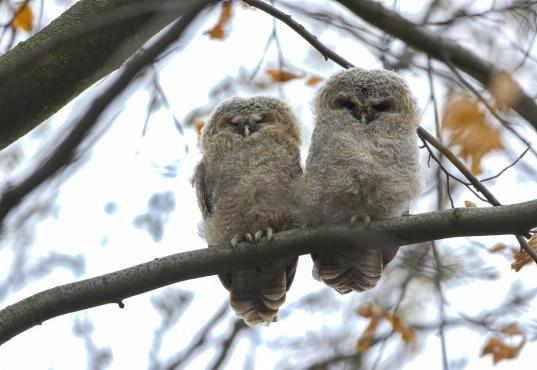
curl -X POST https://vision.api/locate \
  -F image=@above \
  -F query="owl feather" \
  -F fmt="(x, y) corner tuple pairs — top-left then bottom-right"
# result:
(193, 96), (302, 325)
(302, 68), (422, 293)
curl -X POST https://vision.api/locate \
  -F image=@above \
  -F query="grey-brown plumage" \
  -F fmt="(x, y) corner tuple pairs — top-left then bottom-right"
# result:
(302, 68), (421, 294)
(192, 96), (302, 325)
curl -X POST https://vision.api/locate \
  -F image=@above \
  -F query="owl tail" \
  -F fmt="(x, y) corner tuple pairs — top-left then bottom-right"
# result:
(218, 257), (298, 326)
(311, 246), (398, 294)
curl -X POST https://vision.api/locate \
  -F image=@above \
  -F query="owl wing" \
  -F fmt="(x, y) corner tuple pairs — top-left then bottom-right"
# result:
(192, 161), (212, 219)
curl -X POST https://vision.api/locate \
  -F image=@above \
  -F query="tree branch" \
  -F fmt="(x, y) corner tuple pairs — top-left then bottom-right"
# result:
(245, 0), (536, 261)
(334, 0), (537, 132)
(0, 0), (215, 228)
(1, 200), (537, 345)
(0, 0), (204, 150)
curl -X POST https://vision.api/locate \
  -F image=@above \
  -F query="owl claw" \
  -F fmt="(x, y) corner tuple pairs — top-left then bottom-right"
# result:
(230, 232), (255, 250)
(350, 213), (371, 226)
(254, 227), (275, 242)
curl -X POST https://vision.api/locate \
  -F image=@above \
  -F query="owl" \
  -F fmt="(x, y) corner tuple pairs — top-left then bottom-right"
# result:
(301, 68), (421, 294)
(192, 96), (302, 325)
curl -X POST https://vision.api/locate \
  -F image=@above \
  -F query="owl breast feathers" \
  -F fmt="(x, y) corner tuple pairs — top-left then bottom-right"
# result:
(193, 96), (302, 326)
(301, 68), (422, 294)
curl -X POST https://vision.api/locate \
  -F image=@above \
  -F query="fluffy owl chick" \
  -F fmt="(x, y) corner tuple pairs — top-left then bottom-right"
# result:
(192, 96), (302, 326)
(302, 68), (421, 294)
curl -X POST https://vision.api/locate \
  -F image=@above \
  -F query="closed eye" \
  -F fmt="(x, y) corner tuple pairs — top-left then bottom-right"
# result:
(332, 94), (356, 110)
(341, 101), (355, 110)
(372, 102), (391, 112)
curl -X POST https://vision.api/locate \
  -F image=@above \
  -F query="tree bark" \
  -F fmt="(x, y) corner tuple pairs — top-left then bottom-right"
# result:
(0, 0), (199, 150)
(1, 199), (536, 345)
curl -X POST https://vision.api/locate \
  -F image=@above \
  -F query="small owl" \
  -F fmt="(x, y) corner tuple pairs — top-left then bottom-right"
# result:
(192, 96), (302, 325)
(302, 68), (421, 294)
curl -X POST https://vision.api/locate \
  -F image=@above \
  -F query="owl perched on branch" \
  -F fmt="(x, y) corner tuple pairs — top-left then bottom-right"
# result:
(192, 96), (302, 326)
(301, 68), (422, 294)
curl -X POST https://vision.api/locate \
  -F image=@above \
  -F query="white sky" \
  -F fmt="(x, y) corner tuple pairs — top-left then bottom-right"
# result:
(1, 1), (537, 369)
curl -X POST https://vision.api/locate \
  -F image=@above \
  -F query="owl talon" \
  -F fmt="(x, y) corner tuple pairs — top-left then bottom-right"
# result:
(254, 230), (263, 242)
(231, 232), (256, 249)
(350, 213), (371, 226)
(231, 235), (240, 250)
(266, 226), (274, 240)
(253, 227), (275, 242)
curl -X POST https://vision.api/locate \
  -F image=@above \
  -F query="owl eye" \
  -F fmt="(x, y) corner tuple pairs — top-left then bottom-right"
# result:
(371, 102), (391, 112)
(341, 101), (356, 110)
(331, 94), (356, 111)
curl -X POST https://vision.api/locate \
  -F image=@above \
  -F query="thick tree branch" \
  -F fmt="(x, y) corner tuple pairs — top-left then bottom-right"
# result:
(1, 200), (537, 345)
(0, 0), (204, 150)
(0, 0), (214, 228)
(334, 0), (537, 132)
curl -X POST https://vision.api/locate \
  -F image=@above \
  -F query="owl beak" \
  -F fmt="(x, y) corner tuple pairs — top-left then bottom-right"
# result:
(243, 124), (251, 136)
(360, 112), (368, 125)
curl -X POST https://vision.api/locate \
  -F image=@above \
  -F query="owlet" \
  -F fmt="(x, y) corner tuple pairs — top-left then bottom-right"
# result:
(192, 96), (302, 325)
(301, 68), (421, 293)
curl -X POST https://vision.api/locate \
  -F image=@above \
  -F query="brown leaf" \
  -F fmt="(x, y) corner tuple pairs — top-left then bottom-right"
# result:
(500, 323), (524, 336)
(356, 318), (379, 352)
(489, 71), (521, 109)
(442, 95), (503, 175)
(480, 334), (526, 365)
(12, 3), (33, 32)
(194, 121), (205, 137)
(511, 233), (537, 271)
(488, 243), (507, 253)
(385, 313), (416, 344)
(266, 68), (302, 83)
(464, 200), (477, 208)
(204, 1), (233, 40)
(356, 303), (384, 318)
(306, 75), (323, 86)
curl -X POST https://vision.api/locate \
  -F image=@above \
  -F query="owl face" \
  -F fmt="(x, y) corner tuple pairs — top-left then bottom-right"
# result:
(315, 68), (417, 127)
(200, 96), (300, 149)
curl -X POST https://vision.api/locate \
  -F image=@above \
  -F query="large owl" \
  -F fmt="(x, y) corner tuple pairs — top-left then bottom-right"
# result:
(301, 68), (421, 294)
(192, 96), (302, 325)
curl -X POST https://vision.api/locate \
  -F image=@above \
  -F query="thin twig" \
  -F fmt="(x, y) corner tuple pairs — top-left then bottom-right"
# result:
(480, 146), (530, 182)
(242, 0), (353, 68)
(163, 301), (229, 370)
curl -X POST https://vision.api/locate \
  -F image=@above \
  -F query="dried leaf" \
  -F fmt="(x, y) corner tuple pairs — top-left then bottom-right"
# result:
(488, 243), (507, 253)
(12, 3), (33, 32)
(356, 318), (379, 352)
(464, 200), (477, 208)
(489, 71), (521, 109)
(480, 334), (526, 365)
(306, 75), (323, 86)
(500, 323), (523, 336)
(385, 313), (416, 343)
(442, 96), (503, 175)
(356, 303), (384, 318)
(266, 68), (302, 83)
(195, 121), (205, 137)
(511, 234), (537, 271)
(204, 0), (233, 40)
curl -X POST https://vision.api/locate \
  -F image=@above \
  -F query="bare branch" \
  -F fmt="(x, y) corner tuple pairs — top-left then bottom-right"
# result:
(0, 0), (209, 150)
(1, 200), (536, 345)
(334, 0), (537, 132)
(0, 0), (213, 228)
(242, 0), (353, 68)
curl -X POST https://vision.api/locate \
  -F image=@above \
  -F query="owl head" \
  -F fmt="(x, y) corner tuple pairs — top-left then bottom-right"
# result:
(200, 96), (300, 149)
(314, 68), (418, 129)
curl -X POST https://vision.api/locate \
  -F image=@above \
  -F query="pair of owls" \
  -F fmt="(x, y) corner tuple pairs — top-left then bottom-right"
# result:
(193, 68), (422, 326)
